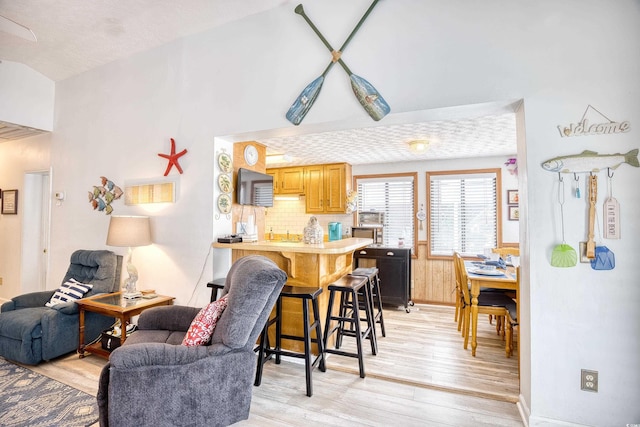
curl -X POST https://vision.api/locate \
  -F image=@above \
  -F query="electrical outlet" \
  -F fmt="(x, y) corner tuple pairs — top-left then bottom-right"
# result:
(581, 369), (598, 392)
(0, 277), (2, 285)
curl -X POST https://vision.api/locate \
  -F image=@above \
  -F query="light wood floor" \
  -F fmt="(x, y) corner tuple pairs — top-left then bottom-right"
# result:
(24, 304), (522, 426)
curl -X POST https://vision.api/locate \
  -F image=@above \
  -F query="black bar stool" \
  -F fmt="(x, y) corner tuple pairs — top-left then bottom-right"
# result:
(350, 267), (386, 337)
(323, 275), (377, 378)
(206, 277), (226, 302)
(254, 285), (326, 397)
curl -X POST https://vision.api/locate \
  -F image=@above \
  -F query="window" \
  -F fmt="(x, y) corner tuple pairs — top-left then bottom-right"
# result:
(355, 173), (417, 253)
(428, 169), (501, 258)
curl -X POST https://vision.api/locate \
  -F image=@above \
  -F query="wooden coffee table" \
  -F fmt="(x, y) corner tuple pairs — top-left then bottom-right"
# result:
(77, 292), (175, 359)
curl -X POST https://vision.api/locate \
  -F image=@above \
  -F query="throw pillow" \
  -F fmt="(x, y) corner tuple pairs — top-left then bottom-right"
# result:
(182, 295), (229, 347)
(45, 278), (93, 307)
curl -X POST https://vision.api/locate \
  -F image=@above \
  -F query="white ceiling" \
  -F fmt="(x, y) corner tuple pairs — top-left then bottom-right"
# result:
(0, 0), (285, 82)
(261, 111), (517, 167)
(0, 1), (518, 164)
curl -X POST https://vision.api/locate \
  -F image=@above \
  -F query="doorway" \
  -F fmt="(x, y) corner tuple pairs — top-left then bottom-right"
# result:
(21, 170), (51, 293)
(219, 99), (527, 400)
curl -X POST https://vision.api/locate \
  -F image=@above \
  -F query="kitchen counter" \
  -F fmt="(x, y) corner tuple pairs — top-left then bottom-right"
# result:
(213, 237), (373, 352)
(212, 237), (373, 255)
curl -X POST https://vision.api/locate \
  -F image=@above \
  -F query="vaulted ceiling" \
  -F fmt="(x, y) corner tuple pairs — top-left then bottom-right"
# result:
(0, 1), (517, 164)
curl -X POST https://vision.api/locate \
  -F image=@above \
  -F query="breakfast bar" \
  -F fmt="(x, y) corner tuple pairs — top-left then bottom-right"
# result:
(212, 237), (373, 351)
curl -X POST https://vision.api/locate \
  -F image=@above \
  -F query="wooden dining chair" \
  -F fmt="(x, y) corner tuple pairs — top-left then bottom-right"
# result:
(454, 252), (516, 357)
(452, 252), (484, 336)
(492, 247), (520, 258)
(452, 254), (466, 332)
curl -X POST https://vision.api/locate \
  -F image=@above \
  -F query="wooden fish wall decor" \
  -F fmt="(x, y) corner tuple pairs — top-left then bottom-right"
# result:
(541, 149), (639, 174)
(88, 176), (123, 215)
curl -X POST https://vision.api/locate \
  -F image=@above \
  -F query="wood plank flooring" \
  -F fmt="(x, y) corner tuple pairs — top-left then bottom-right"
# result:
(22, 304), (522, 426)
(323, 303), (520, 402)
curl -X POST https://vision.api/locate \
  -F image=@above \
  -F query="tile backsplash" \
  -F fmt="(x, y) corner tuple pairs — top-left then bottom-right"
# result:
(265, 196), (355, 239)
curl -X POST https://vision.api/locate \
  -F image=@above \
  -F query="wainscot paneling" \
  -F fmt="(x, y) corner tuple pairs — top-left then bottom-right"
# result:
(411, 241), (456, 305)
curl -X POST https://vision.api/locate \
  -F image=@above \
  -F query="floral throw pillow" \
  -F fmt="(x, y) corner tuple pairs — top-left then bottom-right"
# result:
(182, 295), (229, 347)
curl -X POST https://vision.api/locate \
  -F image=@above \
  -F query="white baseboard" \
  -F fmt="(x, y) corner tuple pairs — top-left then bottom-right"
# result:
(517, 394), (530, 427)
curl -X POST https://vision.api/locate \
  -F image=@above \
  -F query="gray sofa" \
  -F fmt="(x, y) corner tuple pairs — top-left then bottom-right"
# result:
(0, 249), (122, 365)
(97, 255), (287, 427)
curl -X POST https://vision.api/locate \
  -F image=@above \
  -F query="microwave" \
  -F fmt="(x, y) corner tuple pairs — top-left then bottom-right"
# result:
(352, 226), (383, 245)
(358, 211), (384, 226)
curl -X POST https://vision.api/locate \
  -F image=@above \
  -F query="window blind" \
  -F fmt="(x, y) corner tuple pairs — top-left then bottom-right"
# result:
(429, 172), (497, 257)
(357, 176), (414, 249)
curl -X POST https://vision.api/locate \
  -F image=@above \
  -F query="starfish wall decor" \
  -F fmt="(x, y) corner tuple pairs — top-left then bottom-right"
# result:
(158, 138), (187, 176)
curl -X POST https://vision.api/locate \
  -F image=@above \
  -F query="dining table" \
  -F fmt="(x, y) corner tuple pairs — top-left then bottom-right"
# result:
(464, 261), (518, 357)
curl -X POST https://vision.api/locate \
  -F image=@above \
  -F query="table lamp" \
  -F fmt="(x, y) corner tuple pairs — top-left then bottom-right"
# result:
(106, 215), (152, 299)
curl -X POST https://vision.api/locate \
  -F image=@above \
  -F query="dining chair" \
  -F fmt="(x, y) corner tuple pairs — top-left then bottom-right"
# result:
(452, 255), (466, 332)
(492, 247), (520, 258)
(505, 267), (520, 358)
(454, 252), (516, 356)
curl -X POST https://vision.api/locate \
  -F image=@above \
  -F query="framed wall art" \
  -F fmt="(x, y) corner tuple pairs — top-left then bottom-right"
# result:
(1, 189), (18, 214)
(508, 205), (520, 221)
(507, 189), (519, 205)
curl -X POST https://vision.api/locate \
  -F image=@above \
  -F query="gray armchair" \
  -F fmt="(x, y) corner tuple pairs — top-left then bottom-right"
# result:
(97, 255), (287, 427)
(0, 249), (122, 365)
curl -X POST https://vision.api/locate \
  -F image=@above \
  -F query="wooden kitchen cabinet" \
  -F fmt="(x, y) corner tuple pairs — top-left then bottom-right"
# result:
(304, 163), (352, 214)
(267, 166), (305, 194)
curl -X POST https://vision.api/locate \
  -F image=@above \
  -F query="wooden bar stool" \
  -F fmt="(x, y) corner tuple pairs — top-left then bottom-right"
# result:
(323, 275), (377, 378)
(350, 267), (386, 338)
(254, 285), (326, 397)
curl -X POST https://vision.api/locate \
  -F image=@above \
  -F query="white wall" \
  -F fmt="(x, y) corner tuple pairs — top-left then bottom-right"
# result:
(0, 1), (638, 425)
(0, 60), (54, 131)
(0, 134), (51, 298)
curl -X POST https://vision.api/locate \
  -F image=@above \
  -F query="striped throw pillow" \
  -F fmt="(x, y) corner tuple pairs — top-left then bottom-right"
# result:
(45, 279), (93, 307)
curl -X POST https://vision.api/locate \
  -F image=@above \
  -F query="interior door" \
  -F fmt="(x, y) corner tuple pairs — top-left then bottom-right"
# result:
(21, 171), (50, 292)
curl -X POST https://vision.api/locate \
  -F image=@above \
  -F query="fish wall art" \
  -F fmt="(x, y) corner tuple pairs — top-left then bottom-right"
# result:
(541, 149), (639, 174)
(88, 176), (123, 215)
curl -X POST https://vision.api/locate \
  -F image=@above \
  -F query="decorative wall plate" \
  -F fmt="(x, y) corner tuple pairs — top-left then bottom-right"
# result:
(217, 153), (232, 173)
(218, 174), (232, 193)
(217, 194), (232, 214)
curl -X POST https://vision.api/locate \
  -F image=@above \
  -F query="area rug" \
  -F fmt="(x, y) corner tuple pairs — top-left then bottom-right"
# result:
(0, 357), (98, 427)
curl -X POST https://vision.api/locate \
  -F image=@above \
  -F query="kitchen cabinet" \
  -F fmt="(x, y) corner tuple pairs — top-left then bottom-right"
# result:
(304, 163), (352, 214)
(267, 166), (305, 194)
(353, 246), (412, 312)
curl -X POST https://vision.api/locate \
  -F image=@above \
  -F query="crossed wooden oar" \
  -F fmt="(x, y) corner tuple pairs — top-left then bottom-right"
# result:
(286, 0), (390, 125)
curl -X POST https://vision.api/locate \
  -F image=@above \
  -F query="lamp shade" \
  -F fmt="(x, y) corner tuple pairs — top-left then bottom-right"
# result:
(106, 215), (152, 247)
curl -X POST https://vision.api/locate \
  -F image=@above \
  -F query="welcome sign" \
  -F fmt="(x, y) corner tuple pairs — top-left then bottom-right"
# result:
(558, 105), (630, 138)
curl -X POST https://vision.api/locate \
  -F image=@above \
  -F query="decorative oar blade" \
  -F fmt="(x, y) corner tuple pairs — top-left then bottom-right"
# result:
(286, 75), (325, 125)
(349, 74), (390, 121)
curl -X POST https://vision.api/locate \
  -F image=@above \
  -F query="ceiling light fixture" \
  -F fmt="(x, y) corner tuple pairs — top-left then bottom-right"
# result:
(408, 139), (429, 153)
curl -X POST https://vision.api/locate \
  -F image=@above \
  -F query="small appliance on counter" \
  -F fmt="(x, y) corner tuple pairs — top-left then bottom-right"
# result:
(358, 211), (384, 226)
(352, 226), (383, 245)
(328, 222), (342, 241)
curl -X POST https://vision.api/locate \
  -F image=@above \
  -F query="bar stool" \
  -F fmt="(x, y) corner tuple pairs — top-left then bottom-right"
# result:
(206, 277), (226, 302)
(323, 275), (377, 378)
(254, 285), (326, 397)
(350, 267), (386, 338)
